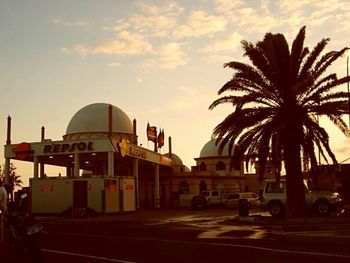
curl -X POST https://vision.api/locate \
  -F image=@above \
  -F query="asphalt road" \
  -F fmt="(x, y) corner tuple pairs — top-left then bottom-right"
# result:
(4, 208), (350, 263)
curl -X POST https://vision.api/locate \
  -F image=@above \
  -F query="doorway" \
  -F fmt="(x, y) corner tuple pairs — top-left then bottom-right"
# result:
(73, 180), (88, 216)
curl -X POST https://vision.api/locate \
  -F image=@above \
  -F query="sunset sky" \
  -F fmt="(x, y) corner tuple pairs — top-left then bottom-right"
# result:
(0, 0), (349, 187)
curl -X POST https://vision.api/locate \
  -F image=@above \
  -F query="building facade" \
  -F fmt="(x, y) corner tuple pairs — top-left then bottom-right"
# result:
(4, 102), (279, 213)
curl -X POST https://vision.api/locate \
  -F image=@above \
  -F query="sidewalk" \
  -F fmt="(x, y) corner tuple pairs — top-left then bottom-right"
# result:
(227, 211), (350, 244)
(36, 207), (238, 223)
(35, 207), (350, 226)
(232, 213), (350, 225)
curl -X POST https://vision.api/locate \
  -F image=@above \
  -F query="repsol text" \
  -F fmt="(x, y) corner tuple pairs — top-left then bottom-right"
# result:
(43, 142), (94, 153)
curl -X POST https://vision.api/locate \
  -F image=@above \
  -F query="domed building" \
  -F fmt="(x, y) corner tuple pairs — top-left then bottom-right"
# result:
(4, 103), (180, 214)
(168, 138), (246, 199)
(63, 103), (134, 141)
(4, 103), (275, 213)
(189, 138), (278, 195)
(164, 153), (190, 174)
(193, 138), (244, 192)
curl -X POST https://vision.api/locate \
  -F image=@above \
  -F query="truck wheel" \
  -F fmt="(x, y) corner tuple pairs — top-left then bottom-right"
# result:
(268, 201), (284, 217)
(314, 200), (330, 216)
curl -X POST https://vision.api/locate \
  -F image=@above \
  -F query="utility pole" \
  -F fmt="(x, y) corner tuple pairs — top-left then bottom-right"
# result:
(347, 56), (349, 126)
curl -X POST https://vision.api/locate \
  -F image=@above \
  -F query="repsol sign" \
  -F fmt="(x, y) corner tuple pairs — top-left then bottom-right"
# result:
(129, 146), (147, 159)
(43, 142), (94, 154)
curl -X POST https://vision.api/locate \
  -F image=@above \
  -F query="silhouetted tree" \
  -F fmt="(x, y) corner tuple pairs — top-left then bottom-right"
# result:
(210, 26), (350, 217)
(0, 163), (23, 202)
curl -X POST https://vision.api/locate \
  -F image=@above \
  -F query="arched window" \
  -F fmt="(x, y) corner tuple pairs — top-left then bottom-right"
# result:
(179, 180), (189, 194)
(216, 161), (225, 171)
(199, 180), (207, 193)
(200, 162), (207, 171)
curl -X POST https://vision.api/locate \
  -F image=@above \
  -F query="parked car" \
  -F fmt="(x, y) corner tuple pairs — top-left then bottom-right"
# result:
(225, 192), (259, 209)
(201, 190), (225, 206)
(259, 178), (343, 217)
(191, 195), (209, 210)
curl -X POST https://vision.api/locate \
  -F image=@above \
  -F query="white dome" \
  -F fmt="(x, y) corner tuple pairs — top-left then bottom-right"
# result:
(64, 103), (133, 139)
(199, 138), (232, 158)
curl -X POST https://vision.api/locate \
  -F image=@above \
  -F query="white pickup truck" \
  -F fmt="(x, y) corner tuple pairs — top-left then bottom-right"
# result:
(259, 179), (343, 217)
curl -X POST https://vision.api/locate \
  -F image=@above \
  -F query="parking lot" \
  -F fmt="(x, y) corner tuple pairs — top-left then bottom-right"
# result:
(3, 207), (350, 263)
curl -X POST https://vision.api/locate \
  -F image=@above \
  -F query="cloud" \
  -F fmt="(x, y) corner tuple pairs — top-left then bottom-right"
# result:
(72, 44), (92, 57)
(134, 1), (184, 16)
(69, 31), (153, 56)
(278, 0), (320, 12)
(53, 16), (90, 28)
(144, 42), (189, 69)
(277, 0), (350, 32)
(203, 55), (233, 64)
(231, 8), (279, 33)
(60, 0), (350, 71)
(93, 31), (153, 55)
(106, 2), (226, 40)
(108, 62), (122, 67)
(128, 14), (177, 37)
(111, 1), (183, 37)
(178, 86), (197, 96)
(172, 10), (227, 39)
(200, 32), (244, 53)
(150, 86), (216, 113)
(214, 0), (245, 14)
(60, 47), (71, 54)
(307, 1), (350, 30)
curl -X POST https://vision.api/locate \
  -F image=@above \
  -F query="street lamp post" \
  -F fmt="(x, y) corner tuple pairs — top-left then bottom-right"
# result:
(347, 56), (349, 126)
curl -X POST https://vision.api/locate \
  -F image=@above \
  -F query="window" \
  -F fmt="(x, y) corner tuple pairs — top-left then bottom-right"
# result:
(200, 162), (207, 171)
(179, 180), (189, 194)
(212, 191), (219, 196)
(265, 182), (285, 193)
(199, 180), (207, 193)
(216, 161), (225, 171)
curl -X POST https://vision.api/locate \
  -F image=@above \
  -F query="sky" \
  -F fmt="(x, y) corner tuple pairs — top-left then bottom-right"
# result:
(0, 0), (350, 187)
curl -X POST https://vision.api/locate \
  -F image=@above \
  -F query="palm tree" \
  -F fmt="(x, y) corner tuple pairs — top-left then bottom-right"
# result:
(209, 26), (350, 217)
(0, 163), (23, 202)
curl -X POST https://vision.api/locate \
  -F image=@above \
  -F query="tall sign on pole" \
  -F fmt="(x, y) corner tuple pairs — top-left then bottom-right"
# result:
(157, 129), (164, 149)
(146, 123), (165, 153)
(147, 123), (157, 152)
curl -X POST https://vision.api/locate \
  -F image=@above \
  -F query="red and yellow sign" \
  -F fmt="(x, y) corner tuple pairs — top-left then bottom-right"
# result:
(40, 185), (54, 192)
(12, 142), (33, 160)
(118, 139), (128, 157)
(125, 184), (134, 191)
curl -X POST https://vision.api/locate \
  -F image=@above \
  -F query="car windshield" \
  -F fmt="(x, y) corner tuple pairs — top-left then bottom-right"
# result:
(266, 182), (285, 193)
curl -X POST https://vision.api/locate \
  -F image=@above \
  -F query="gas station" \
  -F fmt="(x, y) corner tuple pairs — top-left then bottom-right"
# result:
(3, 103), (173, 215)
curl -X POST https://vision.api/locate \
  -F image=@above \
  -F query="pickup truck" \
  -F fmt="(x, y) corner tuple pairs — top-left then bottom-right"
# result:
(259, 179), (343, 217)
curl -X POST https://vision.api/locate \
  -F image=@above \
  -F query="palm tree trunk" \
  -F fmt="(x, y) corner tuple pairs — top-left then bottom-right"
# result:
(284, 119), (307, 218)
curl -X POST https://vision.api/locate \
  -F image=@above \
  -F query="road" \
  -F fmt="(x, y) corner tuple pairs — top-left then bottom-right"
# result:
(5, 209), (350, 262)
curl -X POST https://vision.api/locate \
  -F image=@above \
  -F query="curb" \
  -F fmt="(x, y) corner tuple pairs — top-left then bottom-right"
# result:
(229, 214), (350, 226)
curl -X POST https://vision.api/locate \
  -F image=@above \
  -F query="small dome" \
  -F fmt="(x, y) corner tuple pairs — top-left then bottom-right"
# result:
(199, 138), (232, 158)
(165, 153), (183, 166)
(64, 103), (133, 140)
